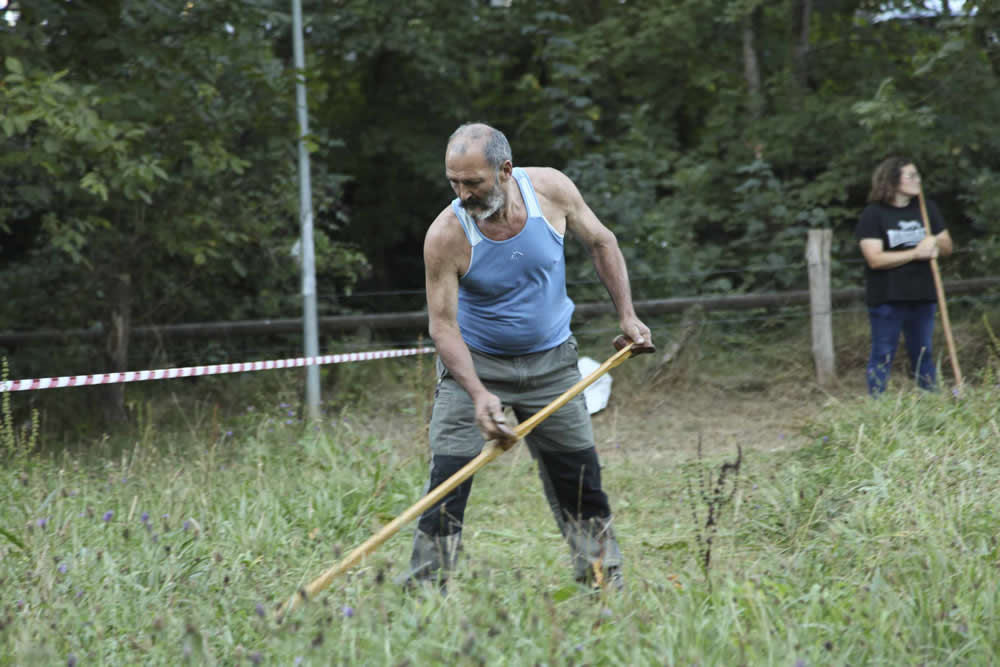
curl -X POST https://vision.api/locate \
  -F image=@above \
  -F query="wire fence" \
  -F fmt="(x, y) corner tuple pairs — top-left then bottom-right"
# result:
(2, 265), (998, 388)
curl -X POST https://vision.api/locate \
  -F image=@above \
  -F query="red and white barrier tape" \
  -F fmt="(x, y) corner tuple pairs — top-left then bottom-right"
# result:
(0, 346), (436, 393)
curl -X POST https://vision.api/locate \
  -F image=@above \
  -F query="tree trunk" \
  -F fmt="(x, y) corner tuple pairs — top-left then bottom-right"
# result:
(742, 6), (764, 121)
(103, 273), (131, 425)
(791, 0), (813, 89)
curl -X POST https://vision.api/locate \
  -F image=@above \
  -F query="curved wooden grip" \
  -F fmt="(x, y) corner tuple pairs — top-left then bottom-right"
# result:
(613, 334), (656, 355)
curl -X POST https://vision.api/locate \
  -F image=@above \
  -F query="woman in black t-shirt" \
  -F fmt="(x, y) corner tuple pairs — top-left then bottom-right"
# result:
(855, 157), (954, 395)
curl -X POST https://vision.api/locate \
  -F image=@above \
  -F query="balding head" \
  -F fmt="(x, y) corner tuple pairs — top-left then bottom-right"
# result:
(446, 123), (512, 170)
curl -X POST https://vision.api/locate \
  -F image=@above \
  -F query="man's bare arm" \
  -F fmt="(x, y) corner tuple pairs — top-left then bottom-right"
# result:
(546, 169), (651, 345)
(424, 214), (514, 441)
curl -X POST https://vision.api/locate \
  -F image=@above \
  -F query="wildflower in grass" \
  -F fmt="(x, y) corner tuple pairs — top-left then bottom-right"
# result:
(225, 430), (233, 437)
(183, 519), (191, 531)
(103, 511), (113, 522)
(341, 605), (354, 618)
(255, 603), (266, 618)
(250, 651), (262, 665)
(279, 402), (290, 408)
(286, 419), (293, 425)
(141, 512), (150, 525)
(36, 517), (49, 528)
(16, 600), (24, 610)
(58, 562), (68, 574)
(295, 657), (303, 665)
(287, 409), (295, 417)
(67, 655), (77, 667)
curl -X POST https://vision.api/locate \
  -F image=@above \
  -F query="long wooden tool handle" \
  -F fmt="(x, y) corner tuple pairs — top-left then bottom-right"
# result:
(917, 191), (963, 390)
(276, 337), (654, 621)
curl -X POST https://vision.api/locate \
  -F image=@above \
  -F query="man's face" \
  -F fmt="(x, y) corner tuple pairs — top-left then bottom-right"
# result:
(445, 151), (507, 222)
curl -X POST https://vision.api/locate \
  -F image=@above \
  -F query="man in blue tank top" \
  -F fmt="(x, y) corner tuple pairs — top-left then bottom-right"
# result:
(402, 122), (652, 593)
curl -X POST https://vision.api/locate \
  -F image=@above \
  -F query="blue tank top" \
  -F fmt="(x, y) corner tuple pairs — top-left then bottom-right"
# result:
(453, 168), (574, 355)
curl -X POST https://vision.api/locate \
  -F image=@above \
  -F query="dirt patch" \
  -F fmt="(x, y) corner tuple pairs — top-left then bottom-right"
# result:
(588, 364), (867, 463)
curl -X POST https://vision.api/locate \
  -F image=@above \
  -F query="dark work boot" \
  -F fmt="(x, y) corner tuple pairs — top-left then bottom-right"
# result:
(567, 515), (625, 592)
(395, 529), (461, 595)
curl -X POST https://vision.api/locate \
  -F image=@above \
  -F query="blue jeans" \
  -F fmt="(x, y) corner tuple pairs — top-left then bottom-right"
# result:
(866, 302), (937, 395)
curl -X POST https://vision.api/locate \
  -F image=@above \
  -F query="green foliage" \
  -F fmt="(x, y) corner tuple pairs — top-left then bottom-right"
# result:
(1, 1), (367, 338)
(4, 0), (1000, 388)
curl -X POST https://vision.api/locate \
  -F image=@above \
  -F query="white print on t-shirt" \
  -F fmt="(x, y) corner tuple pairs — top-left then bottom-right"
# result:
(886, 220), (926, 248)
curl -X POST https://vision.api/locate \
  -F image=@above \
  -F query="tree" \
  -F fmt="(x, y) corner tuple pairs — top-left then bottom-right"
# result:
(1, 0), (365, 421)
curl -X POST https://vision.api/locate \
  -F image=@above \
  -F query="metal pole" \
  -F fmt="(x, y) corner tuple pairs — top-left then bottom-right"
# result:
(292, 0), (321, 420)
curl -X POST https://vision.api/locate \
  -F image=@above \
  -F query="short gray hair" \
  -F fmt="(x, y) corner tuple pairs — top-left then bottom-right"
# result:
(447, 123), (512, 169)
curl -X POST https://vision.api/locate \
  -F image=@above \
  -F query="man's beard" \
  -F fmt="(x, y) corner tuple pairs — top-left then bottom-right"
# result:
(462, 178), (505, 222)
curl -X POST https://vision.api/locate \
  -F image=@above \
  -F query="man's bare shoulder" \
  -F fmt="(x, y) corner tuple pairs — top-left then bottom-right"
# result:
(424, 205), (469, 263)
(520, 167), (579, 208)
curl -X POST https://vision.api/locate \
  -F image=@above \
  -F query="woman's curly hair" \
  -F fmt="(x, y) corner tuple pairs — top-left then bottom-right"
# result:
(868, 156), (913, 204)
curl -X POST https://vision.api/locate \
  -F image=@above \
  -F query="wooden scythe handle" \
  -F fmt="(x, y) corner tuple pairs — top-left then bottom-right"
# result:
(275, 335), (654, 621)
(917, 190), (963, 392)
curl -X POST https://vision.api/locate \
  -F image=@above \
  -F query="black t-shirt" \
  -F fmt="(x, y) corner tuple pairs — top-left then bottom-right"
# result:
(854, 199), (946, 306)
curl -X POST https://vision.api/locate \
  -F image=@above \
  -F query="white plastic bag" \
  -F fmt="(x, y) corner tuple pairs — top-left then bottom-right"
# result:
(577, 356), (613, 415)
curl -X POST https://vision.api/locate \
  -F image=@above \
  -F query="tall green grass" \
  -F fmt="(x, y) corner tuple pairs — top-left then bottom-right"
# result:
(3, 374), (999, 665)
(4, 303), (1000, 666)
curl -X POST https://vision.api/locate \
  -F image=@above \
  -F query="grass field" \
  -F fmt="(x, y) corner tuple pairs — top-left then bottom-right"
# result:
(3, 315), (1000, 665)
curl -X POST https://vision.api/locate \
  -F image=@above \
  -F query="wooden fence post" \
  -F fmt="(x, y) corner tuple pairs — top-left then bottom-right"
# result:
(806, 229), (835, 386)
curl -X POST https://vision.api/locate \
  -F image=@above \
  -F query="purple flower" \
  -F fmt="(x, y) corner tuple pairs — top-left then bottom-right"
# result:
(287, 410), (295, 417)
(341, 605), (354, 618)
(279, 402), (290, 408)
(778, 433), (785, 440)
(121, 477), (128, 484)
(16, 600), (24, 610)
(295, 658), (303, 665)
(141, 512), (150, 524)
(103, 511), (114, 522)
(182, 519), (191, 531)
(286, 419), (293, 425)
(36, 517), (49, 528)
(225, 430), (233, 437)
(58, 562), (68, 574)
(822, 436), (829, 442)
(67, 655), (77, 667)
(255, 603), (266, 618)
